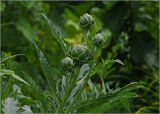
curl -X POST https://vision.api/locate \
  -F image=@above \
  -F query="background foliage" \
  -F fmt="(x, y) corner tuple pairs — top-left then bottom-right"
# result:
(1, 1), (159, 113)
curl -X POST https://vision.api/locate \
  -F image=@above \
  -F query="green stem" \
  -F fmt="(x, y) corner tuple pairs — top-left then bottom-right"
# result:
(92, 46), (97, 66)
(0, 54), (25, 63)
(83, 30), (89, 44)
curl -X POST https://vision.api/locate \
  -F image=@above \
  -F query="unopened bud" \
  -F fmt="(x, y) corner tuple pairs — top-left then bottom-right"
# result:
(79, 13), (94, 30)
(92, 33), (104, 47)
(61, 57), (74, 71)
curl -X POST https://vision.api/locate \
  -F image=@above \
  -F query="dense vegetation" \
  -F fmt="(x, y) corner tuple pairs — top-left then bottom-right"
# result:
(1, 1), (159, 113)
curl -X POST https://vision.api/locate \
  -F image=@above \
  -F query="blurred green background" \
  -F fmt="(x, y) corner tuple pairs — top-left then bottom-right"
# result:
(1, 1), (159, 113)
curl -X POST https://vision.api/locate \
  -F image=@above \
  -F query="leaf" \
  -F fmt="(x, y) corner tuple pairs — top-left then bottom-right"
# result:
(67, 83), (83, 104)
(2, 97), (18, 113)
(0, 54), (25, 63)
(72, 92), (137, 113)
(77, 64), (90, 81)
(85, 92), (137, 113)
(42, 13), (68, 55)
(67, 82), (141, 113)
(20, 105), (33, 114)
(32, 41), (60, 104)
(16, 17), (39, 42)
(81, 90), (87, 101)
(22, 72), (40, 90)
(1, 81), (12, 100)
(88, 79), (99, 97)
(119, 98), (131, 112)
(2, 97), (33, 114)
(114, 59), (124, 65)
(33, 41), (57, 87)
(113, 82), (142, 94)
(100, 76), (107, 95)
(1, 69), (29, 85)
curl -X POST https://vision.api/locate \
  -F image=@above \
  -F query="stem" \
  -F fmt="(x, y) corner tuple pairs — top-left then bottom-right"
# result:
(92, 46), (97, 65)
(83, 30), (89, 44)
(0, 54), (25, 63)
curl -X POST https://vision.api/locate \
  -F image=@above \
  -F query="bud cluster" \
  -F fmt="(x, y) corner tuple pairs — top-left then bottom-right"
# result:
(61, 13), (104, 72)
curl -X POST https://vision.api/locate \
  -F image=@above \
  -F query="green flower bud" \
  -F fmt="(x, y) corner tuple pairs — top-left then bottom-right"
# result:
(71, 44), (89, 65)
(92, 33), (104, 47)
(79, 13), (94, 30)
(61, 57), (74, 71)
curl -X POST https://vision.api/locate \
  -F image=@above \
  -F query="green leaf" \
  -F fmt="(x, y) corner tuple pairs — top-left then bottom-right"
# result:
(119, 98), (131, 112)
(114, 82), (142, 94)
(16, 17), (39, 42)
(84, 92), (137, 113)
(72, 92), (137, 113)
(88, 79), (99, 97)
(0, 54), (25, 64)
(1, 81), (12, 100)
(42, 13), (68, 55)
(1, 69), (29, 85)
(33, 41), (58, 87)
(32, 41), (60, 104)
(67, 82), (141, 113)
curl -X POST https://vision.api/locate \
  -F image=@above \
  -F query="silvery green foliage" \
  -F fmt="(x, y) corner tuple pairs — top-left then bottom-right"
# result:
(31, 13), (142, 113)
(2, 97), (18, 114)
(77, 64), (90, 80)
(2, 97), (32, 114)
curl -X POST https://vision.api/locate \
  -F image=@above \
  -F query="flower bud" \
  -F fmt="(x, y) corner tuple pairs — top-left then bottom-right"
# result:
(71, 44), (89, 65)
(79, 13), (94, 30)
(61, 57), (74, 71)
(92, 33), (104, 47)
